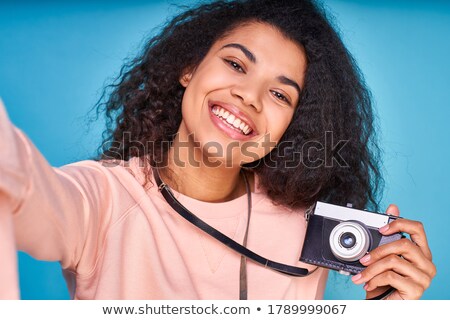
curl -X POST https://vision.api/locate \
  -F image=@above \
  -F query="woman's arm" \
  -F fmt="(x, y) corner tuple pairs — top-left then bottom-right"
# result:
(0, 193), (19, 299)
(0, 98), (112, 274)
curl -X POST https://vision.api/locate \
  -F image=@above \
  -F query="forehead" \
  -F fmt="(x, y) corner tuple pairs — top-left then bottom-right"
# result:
(211, 22), (307, 78)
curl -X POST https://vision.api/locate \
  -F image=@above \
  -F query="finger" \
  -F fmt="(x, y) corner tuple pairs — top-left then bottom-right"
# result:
(360, 238), (436, 278)
(352, 254), (431, 290)
(379, 218), (433, 261)
(364, 271), (424, 300)
(385, 204), (400, 217)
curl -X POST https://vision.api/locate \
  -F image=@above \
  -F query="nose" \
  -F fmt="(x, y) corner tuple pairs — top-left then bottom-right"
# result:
(230, 83), (263, 112)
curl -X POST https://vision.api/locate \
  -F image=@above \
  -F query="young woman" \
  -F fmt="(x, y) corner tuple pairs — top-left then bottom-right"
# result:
(0, 0), (435, 299)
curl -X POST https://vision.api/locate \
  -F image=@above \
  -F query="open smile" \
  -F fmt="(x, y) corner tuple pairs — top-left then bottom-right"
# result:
(208, 101), (258, 140)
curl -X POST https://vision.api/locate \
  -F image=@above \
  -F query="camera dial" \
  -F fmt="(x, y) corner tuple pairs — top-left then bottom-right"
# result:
(329, 221), (371, 262)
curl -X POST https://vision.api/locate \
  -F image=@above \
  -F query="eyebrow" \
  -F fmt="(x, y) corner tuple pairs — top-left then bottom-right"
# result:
(277, 76), (302, 96)
(221, 42), (302, 96)
(221, 43), (256, 63)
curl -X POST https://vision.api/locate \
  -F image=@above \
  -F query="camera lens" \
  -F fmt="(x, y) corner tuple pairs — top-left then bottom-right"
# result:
(340, 232), (356, 248)
(329, 221), (371, 262)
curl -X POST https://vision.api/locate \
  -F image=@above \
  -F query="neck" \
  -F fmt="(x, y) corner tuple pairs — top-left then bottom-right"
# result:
(159, 134), (251, 203)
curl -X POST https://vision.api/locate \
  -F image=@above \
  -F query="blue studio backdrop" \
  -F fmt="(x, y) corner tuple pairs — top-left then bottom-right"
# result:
(0, 0), (449, 299)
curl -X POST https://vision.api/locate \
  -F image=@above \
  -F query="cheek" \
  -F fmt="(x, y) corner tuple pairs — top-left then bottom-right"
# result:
(189, 62), (233, 90)
(265, 109), (295, 142)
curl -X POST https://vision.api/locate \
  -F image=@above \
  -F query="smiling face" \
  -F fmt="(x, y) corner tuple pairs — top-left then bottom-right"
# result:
(177, 22), (307, 168)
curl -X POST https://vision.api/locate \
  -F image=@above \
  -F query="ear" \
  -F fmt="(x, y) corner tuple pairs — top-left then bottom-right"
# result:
(179, 69), (193, 87)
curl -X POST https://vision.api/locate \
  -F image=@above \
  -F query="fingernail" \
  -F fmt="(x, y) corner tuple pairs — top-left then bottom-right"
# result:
(360, 254), (371, 264)
(351, 273), (362, 283)
(379, 224), (389, 233)
(363, 283), (369, 290)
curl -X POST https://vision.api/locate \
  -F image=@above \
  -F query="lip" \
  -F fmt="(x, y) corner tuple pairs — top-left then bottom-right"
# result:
(208, 101), (258, 141)
(208, 100), (258, 138)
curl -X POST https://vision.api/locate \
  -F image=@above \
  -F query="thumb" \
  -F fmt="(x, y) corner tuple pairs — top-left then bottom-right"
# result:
(385, 203), (400, 217)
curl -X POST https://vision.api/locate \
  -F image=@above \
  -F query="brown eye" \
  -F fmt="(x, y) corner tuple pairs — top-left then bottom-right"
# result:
(224, 59), (245, 73)
(271, 90), (290, 105)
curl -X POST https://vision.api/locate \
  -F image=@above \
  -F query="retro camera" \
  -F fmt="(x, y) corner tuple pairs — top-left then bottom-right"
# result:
(299, 201), (403, 275)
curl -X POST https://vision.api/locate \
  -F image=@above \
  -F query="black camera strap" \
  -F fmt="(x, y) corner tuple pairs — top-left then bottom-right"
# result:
(152, 167), (394, 300)
(153, 167), (311, 277)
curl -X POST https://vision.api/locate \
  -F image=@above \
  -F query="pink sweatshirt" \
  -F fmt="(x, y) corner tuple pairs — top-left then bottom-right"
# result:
(0, 100), (328, 299)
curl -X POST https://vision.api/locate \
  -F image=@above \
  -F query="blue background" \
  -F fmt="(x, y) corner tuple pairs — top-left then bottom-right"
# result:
(0, 0), (449, 299)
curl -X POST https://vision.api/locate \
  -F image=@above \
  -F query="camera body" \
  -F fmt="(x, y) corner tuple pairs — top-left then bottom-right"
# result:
(300, 201), (402, 275)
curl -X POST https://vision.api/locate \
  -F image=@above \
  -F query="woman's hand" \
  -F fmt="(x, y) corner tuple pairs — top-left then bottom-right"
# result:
(351, 204), (436, 300)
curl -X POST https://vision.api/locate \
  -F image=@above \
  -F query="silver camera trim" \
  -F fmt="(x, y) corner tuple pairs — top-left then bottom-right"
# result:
(329, 221), (371, 262)
(314, 201), (391, 228)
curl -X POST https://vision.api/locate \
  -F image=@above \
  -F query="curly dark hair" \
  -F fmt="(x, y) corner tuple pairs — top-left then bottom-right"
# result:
(95, 0), (384, 211)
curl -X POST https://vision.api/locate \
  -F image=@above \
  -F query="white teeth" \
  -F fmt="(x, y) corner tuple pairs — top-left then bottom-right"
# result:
(211, 105), (253, 135)
(226, 114), (235, 124)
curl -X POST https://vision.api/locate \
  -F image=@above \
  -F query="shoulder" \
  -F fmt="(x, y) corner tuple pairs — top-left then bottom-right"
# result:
(59, 157), (147, 186)
(58, 157), (152, 211)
